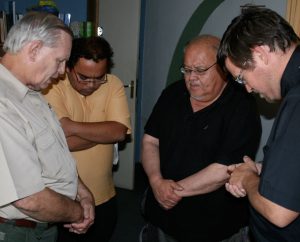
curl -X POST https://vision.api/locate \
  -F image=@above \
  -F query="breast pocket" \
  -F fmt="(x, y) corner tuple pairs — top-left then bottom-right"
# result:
(35, 125), (76, 181)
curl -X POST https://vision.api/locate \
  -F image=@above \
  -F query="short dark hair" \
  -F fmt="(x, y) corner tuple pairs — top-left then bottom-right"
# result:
(67, 36), (114, 72)
(217, 7), (299, 70)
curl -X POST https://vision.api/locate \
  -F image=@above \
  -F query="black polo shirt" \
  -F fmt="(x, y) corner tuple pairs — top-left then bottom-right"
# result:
(144, 79), (261, 242)
(251, 46), (300, 242)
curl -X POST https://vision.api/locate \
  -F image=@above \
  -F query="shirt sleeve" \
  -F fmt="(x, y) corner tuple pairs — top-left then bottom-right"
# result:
(259, 99), (300, 212)
(106, 76), (132, 133)
(0, 105), (44, 206)
(144, 89), (168, 138)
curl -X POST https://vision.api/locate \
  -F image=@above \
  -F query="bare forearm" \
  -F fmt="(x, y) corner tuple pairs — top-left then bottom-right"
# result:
(142, 135), (183, 209)
(176, 163), (229, 197)
(60, 117), (128, 150)
(13, 187), (83, 223)
(76, 178), (94, 203)
(244, 174), (299, 228)
(66, 136), (97, 151)
(68, 121), (127, 144)
(141, 135), (162, 185)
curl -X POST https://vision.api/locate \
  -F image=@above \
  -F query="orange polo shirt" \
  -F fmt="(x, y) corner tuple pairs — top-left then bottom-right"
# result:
(44, 74), (131, 205)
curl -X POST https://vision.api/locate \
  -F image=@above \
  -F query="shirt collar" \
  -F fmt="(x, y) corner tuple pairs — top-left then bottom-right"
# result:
(280, 45), (300, 97)
(0, 63), (32, 101)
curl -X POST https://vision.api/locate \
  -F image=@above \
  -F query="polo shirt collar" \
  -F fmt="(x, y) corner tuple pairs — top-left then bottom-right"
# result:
(281, 45), (300, 97)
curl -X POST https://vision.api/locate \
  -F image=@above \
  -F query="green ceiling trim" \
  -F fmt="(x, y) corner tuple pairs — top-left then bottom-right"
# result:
(166, 0), (224, 86)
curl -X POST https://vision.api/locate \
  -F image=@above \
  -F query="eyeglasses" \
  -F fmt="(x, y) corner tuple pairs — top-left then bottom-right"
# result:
(180, 62), (217, 76)
(73, 69), (107, 85)
(235, 70), (246, 85)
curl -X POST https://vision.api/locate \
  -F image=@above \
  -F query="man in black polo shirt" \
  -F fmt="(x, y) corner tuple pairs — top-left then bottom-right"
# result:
(219, 7), (300, 242)
(141, 35), (261, 242)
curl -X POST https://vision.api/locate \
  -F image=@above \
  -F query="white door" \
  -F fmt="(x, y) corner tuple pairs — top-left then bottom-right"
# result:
(99, 0), (140, 190)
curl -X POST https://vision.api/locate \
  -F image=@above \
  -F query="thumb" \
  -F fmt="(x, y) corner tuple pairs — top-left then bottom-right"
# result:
(243, 156), (258, 172)
(243, 155), (253, 163)
(227, 164), (236, 174)
(172, 182), (184, 191)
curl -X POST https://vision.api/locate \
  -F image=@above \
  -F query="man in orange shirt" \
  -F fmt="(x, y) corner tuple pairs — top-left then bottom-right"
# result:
(44, 36), (131, 242)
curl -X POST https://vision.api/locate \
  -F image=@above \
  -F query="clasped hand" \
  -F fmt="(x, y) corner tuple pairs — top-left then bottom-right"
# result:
(64, 197), (95, 234)
(151, 178), (184, 210)
(226, 156), (260, 198)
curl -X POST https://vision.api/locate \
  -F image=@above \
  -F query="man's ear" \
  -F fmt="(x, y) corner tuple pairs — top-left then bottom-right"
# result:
(252, 45), (270, 65)
(27, 40), (43, 61)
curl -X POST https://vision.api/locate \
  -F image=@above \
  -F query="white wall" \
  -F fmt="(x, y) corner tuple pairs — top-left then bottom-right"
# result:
(140, 0), (287, 160)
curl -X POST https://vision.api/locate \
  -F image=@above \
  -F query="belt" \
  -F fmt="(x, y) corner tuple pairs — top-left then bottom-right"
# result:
(0, 216), (54, 229)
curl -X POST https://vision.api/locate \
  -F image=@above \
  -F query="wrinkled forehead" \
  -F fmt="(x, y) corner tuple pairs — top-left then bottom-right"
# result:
(184, 44), (217, 65)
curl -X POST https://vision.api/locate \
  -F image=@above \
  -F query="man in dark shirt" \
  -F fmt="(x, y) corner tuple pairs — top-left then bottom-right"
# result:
(141, 35), (261, 242)
(218, 7), (300, 242)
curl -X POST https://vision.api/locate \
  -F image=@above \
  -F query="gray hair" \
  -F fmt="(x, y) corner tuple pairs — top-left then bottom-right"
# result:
(3, 11), (73, 53)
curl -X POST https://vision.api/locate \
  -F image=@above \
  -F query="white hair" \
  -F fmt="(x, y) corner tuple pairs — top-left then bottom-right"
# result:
(3, 11), (73, 53)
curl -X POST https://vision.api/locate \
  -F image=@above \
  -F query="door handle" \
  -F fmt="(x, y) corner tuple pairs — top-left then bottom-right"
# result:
(124, 80), (135, 98)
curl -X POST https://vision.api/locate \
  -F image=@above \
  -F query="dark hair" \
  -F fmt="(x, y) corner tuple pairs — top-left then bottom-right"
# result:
(67, 36), (114, 72)
(217, 7), (299, 70)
